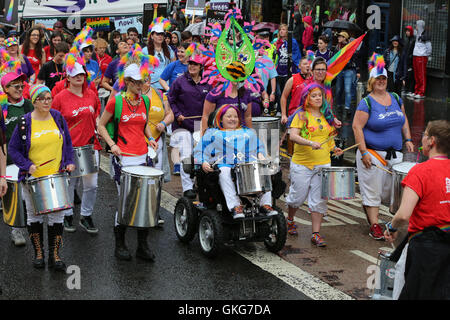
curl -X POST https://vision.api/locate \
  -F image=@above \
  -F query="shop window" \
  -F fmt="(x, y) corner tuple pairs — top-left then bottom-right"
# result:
(403, 0), (448, 71)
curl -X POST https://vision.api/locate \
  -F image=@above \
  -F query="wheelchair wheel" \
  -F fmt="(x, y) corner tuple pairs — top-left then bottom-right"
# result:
(174, 197), (198, 243)
(198, 210), (224, 258)
(264, 207), (287, 254)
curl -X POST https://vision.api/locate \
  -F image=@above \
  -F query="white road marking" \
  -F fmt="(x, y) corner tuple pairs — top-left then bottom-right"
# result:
(99, 154), (353, 300)
(350, 250), (378, 265)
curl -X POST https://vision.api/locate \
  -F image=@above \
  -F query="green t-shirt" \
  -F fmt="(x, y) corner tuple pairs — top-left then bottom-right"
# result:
(5, 98), (34, 165)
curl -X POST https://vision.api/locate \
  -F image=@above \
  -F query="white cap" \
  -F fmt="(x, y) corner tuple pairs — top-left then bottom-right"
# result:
(80, 42), (93, 51)
(369, 67), (388, 79)
(124, 64), (142, 81)
(151, 24), (164, 34)
(67, 62), (86, 77)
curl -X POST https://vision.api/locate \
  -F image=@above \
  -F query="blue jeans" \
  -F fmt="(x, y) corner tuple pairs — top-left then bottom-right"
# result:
(335, 69), (356, 110)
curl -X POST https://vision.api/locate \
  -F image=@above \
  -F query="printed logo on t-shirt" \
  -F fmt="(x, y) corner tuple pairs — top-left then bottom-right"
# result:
(72, 105), (95, 117)
(446, 177), (450, 193)
(122, 112), (146, 122)
(50, 72), (65, 78)
(378, 110), (404, 120)
(151, 106), (162, 113)
(34, 129), (60, 139)
(5, 116), (18, 126)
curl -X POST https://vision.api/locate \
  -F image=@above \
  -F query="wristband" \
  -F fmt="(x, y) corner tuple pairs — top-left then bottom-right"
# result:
(385, 222), (397, 233)
(405, 139), (412, 142)
(361, 151), (369, 157)
(148, 136), (155, 141)
(160, 121), (167, 128)
(110, 144), (116, 148)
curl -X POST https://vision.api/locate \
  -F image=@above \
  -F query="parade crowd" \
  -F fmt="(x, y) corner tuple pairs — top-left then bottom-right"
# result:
(0, 7), (448, 300)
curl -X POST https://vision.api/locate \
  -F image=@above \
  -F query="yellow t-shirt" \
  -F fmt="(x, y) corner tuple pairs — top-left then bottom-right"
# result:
(29, 117), (63, 178)
(147, 88), (167, 141)
(291, 111), (335, 169)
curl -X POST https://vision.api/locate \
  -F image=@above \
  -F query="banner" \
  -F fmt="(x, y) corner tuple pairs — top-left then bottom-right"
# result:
(22, 0), (167, 19)
(0, 0), (19, 27)
(113, 16), (143, 34)
(185, 0), (205, 16)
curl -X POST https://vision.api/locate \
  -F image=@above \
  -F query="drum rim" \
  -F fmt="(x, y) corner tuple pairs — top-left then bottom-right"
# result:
(392, 161), (417, 173)
(252, 117), (280, 122)
(320, 167), (356, 171)
(25, 172), (69, 183)
(73, 144), (95, 150)
(121, 165), (164, 177)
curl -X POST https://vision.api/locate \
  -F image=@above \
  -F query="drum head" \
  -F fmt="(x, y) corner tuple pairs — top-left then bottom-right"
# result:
(392, 162), (417, 174)
(6, 165), (19, 181)
(147, 147), (157, 159)
(122, 166), (163, 177)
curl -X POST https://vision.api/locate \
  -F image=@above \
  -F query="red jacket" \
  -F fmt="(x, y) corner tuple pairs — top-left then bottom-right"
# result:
(302, 16), (314, 49)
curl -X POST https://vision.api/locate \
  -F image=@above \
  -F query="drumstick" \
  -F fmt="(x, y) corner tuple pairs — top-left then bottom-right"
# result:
(69, 119), (83, 131)
(333, 143), (360, 156)
(183, 115), (203, 119)
(38, 158), (56, 167)
(107, 151), (139, 157)
(372, 164), (393, 175)
(320, 135), (336, 146)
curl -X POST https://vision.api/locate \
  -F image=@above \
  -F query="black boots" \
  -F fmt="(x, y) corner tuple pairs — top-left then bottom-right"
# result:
(114, 225), (132, 261)
(27, 222), (45, 269)
(136, 229), (155, 262)
(114, 225), (155, 262)
(47, 223), (66, 272)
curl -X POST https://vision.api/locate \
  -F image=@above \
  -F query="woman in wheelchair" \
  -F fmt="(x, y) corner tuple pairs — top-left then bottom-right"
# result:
(193, 104), (278, 220)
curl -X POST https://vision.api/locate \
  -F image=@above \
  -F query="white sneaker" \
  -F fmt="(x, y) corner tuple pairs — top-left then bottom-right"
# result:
(11, 228), (26, 246)
(414, 94), (425, 99)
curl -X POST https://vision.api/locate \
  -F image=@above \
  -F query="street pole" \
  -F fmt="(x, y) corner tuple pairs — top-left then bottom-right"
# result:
(287, 0), (294, 79)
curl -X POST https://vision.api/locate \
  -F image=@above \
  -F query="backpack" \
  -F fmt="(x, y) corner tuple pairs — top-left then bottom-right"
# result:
(363, 92), (401, 113)
(106, 94), (150, 145)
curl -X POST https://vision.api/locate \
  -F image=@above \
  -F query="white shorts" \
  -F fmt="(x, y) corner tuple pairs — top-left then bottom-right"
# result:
(356, 149), (403, 207)
(285, 162), (330, 214)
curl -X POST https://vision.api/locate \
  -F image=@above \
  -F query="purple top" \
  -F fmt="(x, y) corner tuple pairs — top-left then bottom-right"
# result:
(205, 89), (252, 125)
(8, 109), (74, 182)
(20, 55), (34, 80)
(168, 72), (211, 132)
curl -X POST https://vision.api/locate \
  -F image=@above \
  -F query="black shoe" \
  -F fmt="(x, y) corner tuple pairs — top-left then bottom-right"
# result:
(79, 216), (99, 234)
(183, 189), (196, 199)
(114, 226), (132, 261)
(27, 223), (45, 269)
(64, 215), (76, 233)
(74, 190), (81, 205)
(47, 224), (66, 272)
(136, 229), (155, 262)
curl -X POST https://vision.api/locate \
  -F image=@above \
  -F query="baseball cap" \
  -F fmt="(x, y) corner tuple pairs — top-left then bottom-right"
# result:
(67, 62), (86, 77)
(1, 72), (27, 89)
(124, 64), (142, 81)
(151, 24), (165, 34)
(4, 37), (18, 47)
(369, 66), (388, 79)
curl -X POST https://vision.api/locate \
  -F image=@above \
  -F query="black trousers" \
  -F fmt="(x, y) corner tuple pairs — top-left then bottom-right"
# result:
(399, 227), (450, 300)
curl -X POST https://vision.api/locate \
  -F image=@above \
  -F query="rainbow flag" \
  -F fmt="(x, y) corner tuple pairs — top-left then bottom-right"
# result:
(325, 33), (366, 85)
(86, 17), (110, 32)
(6, 0), (14, 21)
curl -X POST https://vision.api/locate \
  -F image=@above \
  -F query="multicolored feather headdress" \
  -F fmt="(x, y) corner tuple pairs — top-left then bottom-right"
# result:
(368, 52), (386, 75)
(0, 48), (21, 74)
(148, 17), (171, 39)
(116, 45), (159, 92)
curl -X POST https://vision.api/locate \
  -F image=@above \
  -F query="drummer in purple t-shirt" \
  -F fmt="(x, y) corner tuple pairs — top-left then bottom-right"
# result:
(201, 82), (253, 136)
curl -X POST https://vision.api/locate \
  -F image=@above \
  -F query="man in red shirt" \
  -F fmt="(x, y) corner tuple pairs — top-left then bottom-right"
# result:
(385, 120), (450, 299)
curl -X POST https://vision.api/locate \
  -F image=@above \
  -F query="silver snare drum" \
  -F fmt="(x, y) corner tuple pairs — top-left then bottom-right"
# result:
(26, 173), (73, 215)
(234, 161), (272, 196)
(2, 165), (26, 227)
(320, 167), (356, 200)
(390, 162), (417, 214)
(252, 117), (280, 173)
(71, 144), (98, 177)
(118, 166), (164, 228)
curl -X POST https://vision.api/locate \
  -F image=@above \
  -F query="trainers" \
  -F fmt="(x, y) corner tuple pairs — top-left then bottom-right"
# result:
(287, 219), (298, 235)
(64, 215), (76, 233)
(79, 216), (99, 234)
(11, 228), (26, 246)
(311, 233), (327, 247)
(173, 163), (180, 175)
(232, 205), (245, 219)
(414, 94), (425, 99)
(260, 205), (278, 217)
(369, 224), (385, 240)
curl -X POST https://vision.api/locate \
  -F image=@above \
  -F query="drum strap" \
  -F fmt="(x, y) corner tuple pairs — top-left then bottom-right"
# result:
(363, 92), (401, 114)
(367, 149), (388, 167)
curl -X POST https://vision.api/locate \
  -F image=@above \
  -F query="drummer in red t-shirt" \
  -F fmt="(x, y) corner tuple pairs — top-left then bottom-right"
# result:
(384, 120), (450, 300)
(52, 61), (102, 235)
(98, 62), (158, 263)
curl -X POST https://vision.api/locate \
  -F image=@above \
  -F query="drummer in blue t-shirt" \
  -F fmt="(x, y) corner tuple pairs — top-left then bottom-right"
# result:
(159, 43), (189, 92)
(352, 61), (414, 241)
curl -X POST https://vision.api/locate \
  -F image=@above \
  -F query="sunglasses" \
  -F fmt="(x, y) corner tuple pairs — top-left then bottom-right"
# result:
(8, 84), (24, 90)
